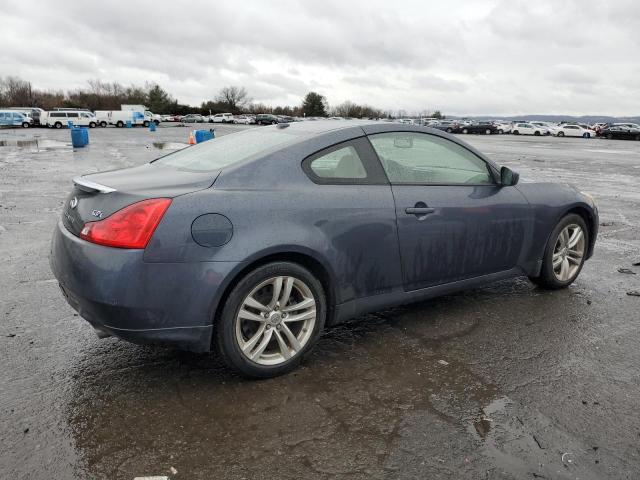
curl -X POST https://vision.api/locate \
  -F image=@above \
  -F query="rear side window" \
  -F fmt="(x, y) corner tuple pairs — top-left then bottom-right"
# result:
(309, 145), (366, 179)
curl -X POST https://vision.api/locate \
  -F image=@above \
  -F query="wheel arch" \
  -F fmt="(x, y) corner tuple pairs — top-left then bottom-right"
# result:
(210, 248), (338, 332)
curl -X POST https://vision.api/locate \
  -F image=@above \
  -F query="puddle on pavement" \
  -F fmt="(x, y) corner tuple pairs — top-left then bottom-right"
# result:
(0, 138), (71, 150)
(152, 141), (188, 150)
(61, 285), (605, 479)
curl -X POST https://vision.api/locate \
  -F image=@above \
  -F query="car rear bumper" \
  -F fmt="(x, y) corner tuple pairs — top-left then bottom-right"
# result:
(50, 220), (241, 352)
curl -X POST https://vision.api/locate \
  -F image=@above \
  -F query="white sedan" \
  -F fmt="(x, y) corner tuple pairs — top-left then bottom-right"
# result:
(555, 125), (596, 138)
(511, 123), (547, 136)
(233, 115), (254, 124)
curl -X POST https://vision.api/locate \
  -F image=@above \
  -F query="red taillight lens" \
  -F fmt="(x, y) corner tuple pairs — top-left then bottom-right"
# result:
(80, 198), (172, 249)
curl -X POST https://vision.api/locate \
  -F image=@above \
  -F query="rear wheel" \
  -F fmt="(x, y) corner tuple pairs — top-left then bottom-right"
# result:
(215, 262), (326, 378)
(512, 130), (519, 135)
(498, 129), (504, 134)
(557, 131), (565, 137)
(116, 121), (124, 128)
(143, 120), (150, 127)
(99, 121), (107, 127)
(534, 131), (541, 136)
(54, 122), (62, 129)
(271, 120), (277, 125)
(446, 128), (453, 133)
(530, 214), (588, 289)
(89, 122), (96, 128)
(462, 128), (469, 134)
(22, 122), (30, 128)
(485, 129), (492, 135)
(606, 133), (613, 139)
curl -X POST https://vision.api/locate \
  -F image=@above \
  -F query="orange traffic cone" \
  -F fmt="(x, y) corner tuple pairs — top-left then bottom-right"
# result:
(188, 131), (196, 145)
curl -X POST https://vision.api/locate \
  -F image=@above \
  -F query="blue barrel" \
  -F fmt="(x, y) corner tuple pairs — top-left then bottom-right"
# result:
(70, 127), (88, 148)
(126, 120), (132, 128)
(67, 120), (74, 129)
(149, 121), (156, 132)
(195, 129), (214, 143)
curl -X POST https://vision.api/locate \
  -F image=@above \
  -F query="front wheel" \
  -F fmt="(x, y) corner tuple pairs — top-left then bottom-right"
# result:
(100, 121), (107, 128)
(143, 120), (150, 127)
(54, 122), (62, 129)
(529, 214), (588, 289)
(89, 122), (96, 128)
(557, 131), (565, 137)
(485, 129), (492, 135)
(512, 130), (519, 135)
(22, 122), (30, 128)
(215, 262), (326, 378)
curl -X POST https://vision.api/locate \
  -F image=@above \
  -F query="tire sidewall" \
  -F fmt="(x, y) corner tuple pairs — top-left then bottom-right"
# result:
(539, 213), (589, 288)
(215, 262), (326, 378)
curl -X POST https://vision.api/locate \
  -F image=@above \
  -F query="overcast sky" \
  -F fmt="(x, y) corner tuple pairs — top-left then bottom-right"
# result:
(1, 0), (639, 115)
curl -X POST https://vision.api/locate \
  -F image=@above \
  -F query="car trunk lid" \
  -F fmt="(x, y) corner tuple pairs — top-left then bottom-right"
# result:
(62, 163), (219, 237)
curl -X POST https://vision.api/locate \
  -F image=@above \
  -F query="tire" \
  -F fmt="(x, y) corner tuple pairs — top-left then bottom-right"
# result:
(498, 129), (504, 134)
(154, 120), (160, 126)
(512, 130), (519, 135)
(99, 121), (107, 128)
(143, 121), (150, 128)
(635, 134), (640, 141)
(271, 120), (277, 125)
(529, 213), (589, 290)
(485, 129), (492, 135)
(22, 122), (30, 128)
(89, 122), (96, 128)
(462, 128), (469, 134)
(215, 262), (326, 378)
(446, 128), (453, 133)
(116, 121), (124, 128)
(606, 133), (613, 139)
(557, 131), (565, 137)
(534, 131), (541, 136)
(54, 122), (62, 129)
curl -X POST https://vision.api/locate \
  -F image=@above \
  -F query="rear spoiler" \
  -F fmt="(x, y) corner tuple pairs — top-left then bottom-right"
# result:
(73, 176), (117, 193)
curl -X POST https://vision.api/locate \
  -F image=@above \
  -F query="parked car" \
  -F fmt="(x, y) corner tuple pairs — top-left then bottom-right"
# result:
(256, 114), (279, 125)
(182, 114), (205, 123)
(51, 121), (598, 378)
(210, 113), (234, 123)
(6, 107), (45, 126)
(458, 123), (498, 135)
(95, 110), (152, 128)
(495, 123), (512, 134)
(233, 115), (255, 125)
(431, 120), (460, 133)
(555, 125), (596, 138)
(599, 125), (640, 141)
(46, 110), (97, 128)
(277, 116), (295, 123)
(0, 110), (33, 128)
(511, 123), (547, 136)
(530, 122), (555, 135)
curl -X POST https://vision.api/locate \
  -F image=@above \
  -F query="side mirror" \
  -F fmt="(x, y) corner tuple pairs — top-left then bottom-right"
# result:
(500, 166), (519, 186)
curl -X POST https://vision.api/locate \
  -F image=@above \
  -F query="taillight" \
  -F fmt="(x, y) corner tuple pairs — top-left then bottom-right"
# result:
(80, 198), (171, 249)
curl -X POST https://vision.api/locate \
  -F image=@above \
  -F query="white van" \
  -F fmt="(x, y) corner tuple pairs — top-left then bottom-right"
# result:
(46, 111), (98, 129)
(95, 110), (152, 127)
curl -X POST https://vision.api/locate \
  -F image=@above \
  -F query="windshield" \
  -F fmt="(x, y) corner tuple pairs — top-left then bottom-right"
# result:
(153, 127), (303, 172)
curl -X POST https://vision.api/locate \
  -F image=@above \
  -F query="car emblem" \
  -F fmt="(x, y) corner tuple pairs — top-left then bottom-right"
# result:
(91, 210), (103, 219)
(69, 197), (78, 209)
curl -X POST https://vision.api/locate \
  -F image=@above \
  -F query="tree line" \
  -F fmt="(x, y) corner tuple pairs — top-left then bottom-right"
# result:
(0, 76), (443, 119)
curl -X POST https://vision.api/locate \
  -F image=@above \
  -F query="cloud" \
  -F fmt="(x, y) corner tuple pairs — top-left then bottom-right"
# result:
(0, 0), (638, 115)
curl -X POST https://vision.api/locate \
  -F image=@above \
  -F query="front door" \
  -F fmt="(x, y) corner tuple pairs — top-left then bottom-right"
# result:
(367, 131), (531, 291)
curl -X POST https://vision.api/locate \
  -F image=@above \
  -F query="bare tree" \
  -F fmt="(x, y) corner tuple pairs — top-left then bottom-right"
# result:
(216, 86), (250, 112)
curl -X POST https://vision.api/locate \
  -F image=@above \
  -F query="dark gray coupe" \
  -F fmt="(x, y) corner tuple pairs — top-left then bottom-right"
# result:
(50, 121), (598, 377)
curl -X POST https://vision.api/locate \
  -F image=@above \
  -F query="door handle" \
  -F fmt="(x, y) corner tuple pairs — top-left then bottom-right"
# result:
(405, 206), (435, 216)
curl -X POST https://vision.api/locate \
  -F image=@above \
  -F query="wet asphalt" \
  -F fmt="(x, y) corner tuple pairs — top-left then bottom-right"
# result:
(1, 124), (639, 479)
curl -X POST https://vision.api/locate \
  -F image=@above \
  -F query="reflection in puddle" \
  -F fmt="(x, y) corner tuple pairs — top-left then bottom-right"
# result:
(0, 138), (71, 150)
(152, 142), (188, 150)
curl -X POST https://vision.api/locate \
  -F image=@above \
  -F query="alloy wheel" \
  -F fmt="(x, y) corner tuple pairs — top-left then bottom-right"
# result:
(235, 276), (316, 366)
(552, 224), (585, 282)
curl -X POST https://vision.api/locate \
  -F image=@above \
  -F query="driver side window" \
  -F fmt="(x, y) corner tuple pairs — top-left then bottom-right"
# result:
(369, 132), (494, 184)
